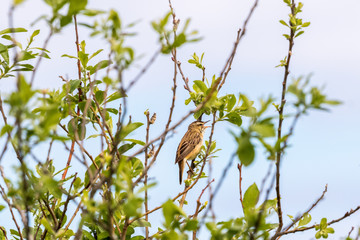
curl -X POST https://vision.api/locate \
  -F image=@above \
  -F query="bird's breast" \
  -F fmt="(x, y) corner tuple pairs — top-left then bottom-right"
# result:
(186, 139), (203, 160)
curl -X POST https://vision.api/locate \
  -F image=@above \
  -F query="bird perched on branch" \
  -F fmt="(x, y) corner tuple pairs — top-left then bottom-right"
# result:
(175, 120), (209, 184)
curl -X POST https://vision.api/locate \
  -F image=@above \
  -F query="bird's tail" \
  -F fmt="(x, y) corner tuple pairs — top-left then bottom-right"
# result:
(178, 160), (185, 184)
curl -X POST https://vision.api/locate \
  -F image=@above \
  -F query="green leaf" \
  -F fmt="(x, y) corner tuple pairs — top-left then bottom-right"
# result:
(298, 213), (311, 226)
(89, 60), (111, 74)
(162, 199), (186, 227)
(295, 31), (305, 38)
(117, 122), (143, 141)
(124, 139), (145, 146)
(82, 230), (95, 240)
(118, 143), (136, 154)
(224, 112), (242, 126)
(123, 195), (143, 217)
(42, 175), (62, 198)
(279, 20), (289, 27)
(0, 28), (27, 35)
(61, 54), (78, 59)
(320, 218), (327, 229)
(193, 80), (208, 93)
(78, 51), (89, 68)
(18, 51), (36, 61)
(98, 232), (109, 239)
(106, 108), (118, 115)
(185, 98), (192, 105)
(0, 43), (9, 64)
(106, 91), (126, 103)
(29, 29), (40, 45)
(283, 34), (290, 40)
(41, 218), (55, 234)
(131, 236), (146, 240)
(86, 134), (101, 139)
(243, 183), (259, 210)
(67, 118), (86, 140)
(60, 15), (73, 27)
(68, 0), (88, 15)
(89, 49), (103, 60)
(69, 79), (81, 92)
(95, 90), (105, 104)
(302, 22), (311, 27)
(183, 219), (198, 231)
(10, 229), (20, 237)
(251, 123), (275, 137)
(226, 94), (236, 111)
(237, 136), (255, 166)
(324, 100), (342, 105)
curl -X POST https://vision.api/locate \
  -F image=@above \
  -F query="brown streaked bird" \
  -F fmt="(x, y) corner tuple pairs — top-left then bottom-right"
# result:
(175, 120), (209, 184)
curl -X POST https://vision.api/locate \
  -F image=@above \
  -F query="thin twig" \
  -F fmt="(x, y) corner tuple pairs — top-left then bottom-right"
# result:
(273, 205), (360, 238)
(201, 152), (236, 222)
(42, 199), (59, 226)
(275, 0), (296, 233)
(57, 173), (78, 231)
(144, 111), (151, 239)
(192, 179), (214, 240)
(237, 163), (244, 208)
(46, 138), (54, 163)
(126, 49), (161, 92)
(348, 227), (355, 238)
(0, 184), (24, 240)
(0, 226), (8, 240)
(283, 185), (328, 232)
(62, 14), (83, 181)
(218, 0), (259, 91)
(30, 29), (53, 87)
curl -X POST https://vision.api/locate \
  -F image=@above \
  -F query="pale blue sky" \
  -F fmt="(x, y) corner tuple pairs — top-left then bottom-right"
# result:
(1, 0), (360, 239)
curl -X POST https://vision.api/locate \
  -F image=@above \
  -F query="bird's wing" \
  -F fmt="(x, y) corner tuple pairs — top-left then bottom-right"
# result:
(175, 131), (202, 164)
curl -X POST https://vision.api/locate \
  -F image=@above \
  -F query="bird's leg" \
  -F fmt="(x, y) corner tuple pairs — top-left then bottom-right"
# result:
(186, 160), (196, 176)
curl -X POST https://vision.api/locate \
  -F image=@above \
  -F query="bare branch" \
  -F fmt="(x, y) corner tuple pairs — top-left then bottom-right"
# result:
(273, 205), (360, 238)
(283, 185), (328, 233)
(237, 163), (244, 208)
(192, 179), (215, 240)
(275, 0), (297, 233)
(218, 0), (259, 91)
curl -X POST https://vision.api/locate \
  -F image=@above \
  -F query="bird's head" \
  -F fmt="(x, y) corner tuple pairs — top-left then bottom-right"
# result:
(188, 120), (210, 132)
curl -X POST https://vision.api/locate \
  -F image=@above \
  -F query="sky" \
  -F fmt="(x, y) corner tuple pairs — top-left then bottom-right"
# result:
(1, 0), (360, 239)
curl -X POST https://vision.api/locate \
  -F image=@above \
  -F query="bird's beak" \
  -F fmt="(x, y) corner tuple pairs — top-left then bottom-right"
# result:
(203, 120), (210, 128)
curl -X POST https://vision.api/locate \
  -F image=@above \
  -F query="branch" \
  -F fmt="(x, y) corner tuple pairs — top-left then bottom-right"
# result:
(57, 173), (78, 231)
(237, 163), (244, 208)
(283, 184), (328, 233)
(192, 179), (214, 240)
(201, 152), (236, 222)
(126, 49), (161, 92)
(218, 0), (259, 91)
(275, 0), (296, 233)
(144, 111), (151, 239)
(0, 184), (23, 240)
(62, 14), (83, 181)
(30, 29), (53, 87)
(273, 205), (360, 238)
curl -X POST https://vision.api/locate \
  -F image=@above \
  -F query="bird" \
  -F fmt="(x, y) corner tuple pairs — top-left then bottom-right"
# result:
(175, 120), (209, 184)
